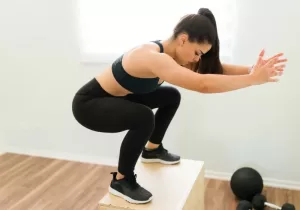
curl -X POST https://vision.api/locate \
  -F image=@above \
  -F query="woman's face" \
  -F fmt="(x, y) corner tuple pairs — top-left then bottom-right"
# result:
(175, 34), (212, 66)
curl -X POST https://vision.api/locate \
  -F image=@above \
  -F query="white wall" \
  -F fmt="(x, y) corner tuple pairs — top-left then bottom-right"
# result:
(0, 134), (5, 155)
(1, 0), (300, 189)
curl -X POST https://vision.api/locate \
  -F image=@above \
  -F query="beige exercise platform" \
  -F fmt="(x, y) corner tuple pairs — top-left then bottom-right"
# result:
(99, 159), (205, 210)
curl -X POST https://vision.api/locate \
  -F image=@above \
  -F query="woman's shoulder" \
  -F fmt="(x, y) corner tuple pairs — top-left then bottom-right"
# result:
(128, 41), (162, 55)
(123, 41), (167, 65)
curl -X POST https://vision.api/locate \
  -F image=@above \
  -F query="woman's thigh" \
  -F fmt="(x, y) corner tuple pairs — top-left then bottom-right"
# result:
(125, 86), (181, 109)
(72, 95), (154, 133)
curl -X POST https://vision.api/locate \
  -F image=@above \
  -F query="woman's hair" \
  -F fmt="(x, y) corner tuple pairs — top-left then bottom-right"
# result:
(172, 8), (223, 74)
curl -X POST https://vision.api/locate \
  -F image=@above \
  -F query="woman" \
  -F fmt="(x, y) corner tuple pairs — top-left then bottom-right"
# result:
(72, 8), (286, 204)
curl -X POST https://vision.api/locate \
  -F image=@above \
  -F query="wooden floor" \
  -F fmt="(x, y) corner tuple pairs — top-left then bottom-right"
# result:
(0, 153), (299, 210)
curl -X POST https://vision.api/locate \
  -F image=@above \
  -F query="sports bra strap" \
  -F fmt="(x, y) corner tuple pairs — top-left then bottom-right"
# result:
(152, 40), (164, 53)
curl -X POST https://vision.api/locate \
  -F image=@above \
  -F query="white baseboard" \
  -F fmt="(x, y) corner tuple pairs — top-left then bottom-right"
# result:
(5, 147), (300, 191)
(205, 170), (300, 191)
(205, 170), (232, 180)
(4, 146), (119, 166)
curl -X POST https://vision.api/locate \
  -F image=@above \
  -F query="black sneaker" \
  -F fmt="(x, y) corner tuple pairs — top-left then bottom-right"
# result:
(109, 172), (153, 204)
(141, 144), (181, 164)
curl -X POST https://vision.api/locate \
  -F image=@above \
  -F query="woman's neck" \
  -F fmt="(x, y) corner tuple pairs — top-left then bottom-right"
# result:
(160, 38), (178, 61)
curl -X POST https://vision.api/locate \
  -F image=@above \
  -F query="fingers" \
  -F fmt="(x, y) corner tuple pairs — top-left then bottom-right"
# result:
(276, 58), (288, 64)
(266, 53), (287, 65)
(268, 52), (284, 60)
(255, 49), (265, 66)
(270, 70), (279, 77)
(265, 56), (280, 67)
(259, 51), (286, 84)
(267, 67), (284, 82)
(268, 77), (279, 82)
(268, 69), (280, 82)
(259, 49), (265, 57)
(272, 58), (288, 67)
(269, 68), (284, 77)
(255, 52), (264, 66)
(275, 64), (286, 71)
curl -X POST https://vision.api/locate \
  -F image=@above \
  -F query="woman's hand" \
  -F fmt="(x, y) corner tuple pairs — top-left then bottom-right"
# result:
(260, 49), (287, 73)
(250, 50), (287, 85)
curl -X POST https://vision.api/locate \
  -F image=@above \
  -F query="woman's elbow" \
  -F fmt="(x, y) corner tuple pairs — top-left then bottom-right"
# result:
(194, 78), (210, 94)
(197, 85), (210, 94)
(196, 80), (221, 94)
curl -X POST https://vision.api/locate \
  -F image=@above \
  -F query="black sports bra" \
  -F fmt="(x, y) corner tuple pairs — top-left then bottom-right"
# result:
(111, 40), (164, 94)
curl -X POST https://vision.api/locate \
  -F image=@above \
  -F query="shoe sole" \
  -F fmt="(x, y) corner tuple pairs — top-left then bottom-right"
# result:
(109, 186), (153, 204)
(140, 158), (181, 165)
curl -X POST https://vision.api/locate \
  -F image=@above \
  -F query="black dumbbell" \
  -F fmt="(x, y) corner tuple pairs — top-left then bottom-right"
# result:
(252, 194), (295, 210)
(237, 200), (253, 210)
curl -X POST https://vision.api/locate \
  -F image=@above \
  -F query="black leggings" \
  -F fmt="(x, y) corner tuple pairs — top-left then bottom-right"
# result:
(72, 78), (181, 176)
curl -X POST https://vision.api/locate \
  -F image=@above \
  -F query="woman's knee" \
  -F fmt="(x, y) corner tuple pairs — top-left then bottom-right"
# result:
(164, 86), (181, 106)
(134, 105), (155, 130)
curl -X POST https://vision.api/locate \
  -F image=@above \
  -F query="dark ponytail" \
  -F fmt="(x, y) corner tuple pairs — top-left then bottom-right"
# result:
(196, 8), (223, 74)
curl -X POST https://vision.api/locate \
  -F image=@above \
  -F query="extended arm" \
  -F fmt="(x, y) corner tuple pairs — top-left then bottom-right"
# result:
(222, 63), (252, 75)
(221, 51), (287, 75)
(144, 51), (256, 94)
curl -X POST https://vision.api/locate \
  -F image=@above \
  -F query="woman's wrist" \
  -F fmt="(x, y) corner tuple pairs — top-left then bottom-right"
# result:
(248, 65), (254, 74)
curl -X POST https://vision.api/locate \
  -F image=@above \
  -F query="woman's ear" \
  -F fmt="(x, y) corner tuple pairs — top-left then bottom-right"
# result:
(178, 33), (188, 46)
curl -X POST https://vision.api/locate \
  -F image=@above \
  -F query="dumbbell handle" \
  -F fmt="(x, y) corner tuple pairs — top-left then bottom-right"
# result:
(265, 202), (281, 210)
